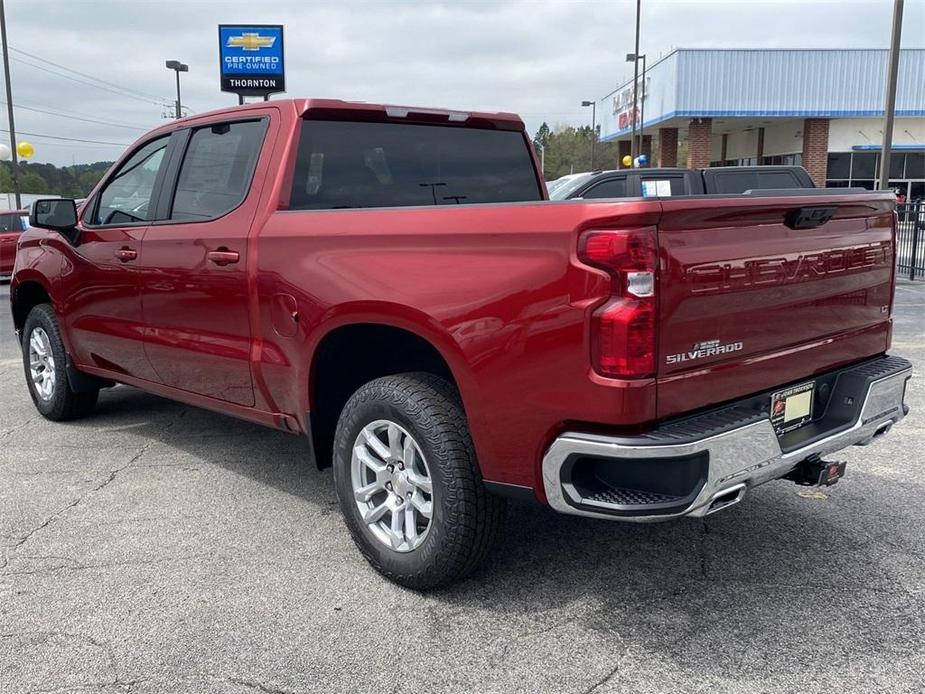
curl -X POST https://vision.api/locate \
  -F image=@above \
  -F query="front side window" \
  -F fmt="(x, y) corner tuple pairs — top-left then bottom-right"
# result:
(289, 120), (542, 210)
(170, 120), (267, 221)
(92, 136), (169, 225)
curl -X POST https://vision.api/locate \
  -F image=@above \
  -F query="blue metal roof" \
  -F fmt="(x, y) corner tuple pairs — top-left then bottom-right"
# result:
(599, 49), (925, 140)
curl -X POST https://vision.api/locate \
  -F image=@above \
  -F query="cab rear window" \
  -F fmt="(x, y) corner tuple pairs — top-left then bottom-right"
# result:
(289, 120), (542, 210)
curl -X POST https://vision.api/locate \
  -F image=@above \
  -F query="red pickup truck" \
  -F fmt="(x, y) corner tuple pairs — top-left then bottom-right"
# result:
(10, 99), (911, 588)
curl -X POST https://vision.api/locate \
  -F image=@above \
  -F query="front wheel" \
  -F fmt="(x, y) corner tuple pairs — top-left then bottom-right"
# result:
(22, 304), (99, 421)
(333, 372), (505, 589)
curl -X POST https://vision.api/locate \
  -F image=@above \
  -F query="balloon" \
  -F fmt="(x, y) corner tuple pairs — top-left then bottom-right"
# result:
(638, 154), (649, 166)
(16, 141), (34, 159)
(621, 155), (632, 167)
(0, 143), (9, 161)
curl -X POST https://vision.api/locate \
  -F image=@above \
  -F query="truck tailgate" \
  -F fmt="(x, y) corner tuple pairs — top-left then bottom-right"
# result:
(655, 192), (896, 419)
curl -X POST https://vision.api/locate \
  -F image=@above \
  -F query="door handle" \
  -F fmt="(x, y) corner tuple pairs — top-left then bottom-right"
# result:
(114, 248), (137, 262)
(207, 249), (240, 266)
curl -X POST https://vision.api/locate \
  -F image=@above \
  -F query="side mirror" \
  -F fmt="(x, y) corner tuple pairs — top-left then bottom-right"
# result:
(30, 198), (78, 232)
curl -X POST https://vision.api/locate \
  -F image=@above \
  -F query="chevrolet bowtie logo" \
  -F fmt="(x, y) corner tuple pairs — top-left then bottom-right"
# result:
(226, 33), (276, 51)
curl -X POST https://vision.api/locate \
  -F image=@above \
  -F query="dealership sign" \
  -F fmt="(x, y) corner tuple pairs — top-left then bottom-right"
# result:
(218, 24), (285, 97)
(611, 76), (649, 130)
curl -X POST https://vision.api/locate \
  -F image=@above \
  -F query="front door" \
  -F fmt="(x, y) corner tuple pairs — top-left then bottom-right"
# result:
(138, 117), (271, 406)
(64, 135), (171, 381)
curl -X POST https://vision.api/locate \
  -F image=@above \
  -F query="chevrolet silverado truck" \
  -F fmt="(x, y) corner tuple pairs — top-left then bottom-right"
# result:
(11, 99), (911, 588)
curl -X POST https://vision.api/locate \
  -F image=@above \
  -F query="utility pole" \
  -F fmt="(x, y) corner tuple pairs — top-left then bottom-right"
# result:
(0, 0), (21, 209)
(630, 0), (641, 161)
(878, 0), (903, 191)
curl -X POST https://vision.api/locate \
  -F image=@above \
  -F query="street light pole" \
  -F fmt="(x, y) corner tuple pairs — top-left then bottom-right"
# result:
(626, 53), (647, 167)
(0, 0), (21, 209)
(581, 100), (597, 171)
(630, 0), (641, 161)
(165, 60), (188, 119)
(878, 0), (904, 191)
(639, 54), (646, 166)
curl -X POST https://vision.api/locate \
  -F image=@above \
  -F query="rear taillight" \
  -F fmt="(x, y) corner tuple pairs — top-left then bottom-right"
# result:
(578, 229), (657, 378)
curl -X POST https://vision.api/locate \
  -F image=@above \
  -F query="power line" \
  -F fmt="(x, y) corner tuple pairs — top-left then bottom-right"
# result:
(9, 46), (172, 104)
(0, 127), (128, 146)
(10, 56), (169, 106)
(0, 100), (151, 131)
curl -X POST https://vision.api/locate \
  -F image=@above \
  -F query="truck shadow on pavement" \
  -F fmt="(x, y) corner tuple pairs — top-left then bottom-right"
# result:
(63, 384), (924, 678)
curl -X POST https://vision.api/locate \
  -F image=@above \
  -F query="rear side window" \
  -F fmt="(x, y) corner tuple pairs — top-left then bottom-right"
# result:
(755, 170), (803, 189)
(711, 170), (802, 194)
(289, 120), (542, 210)
(582, 178), (628, 199)
(0, 213), (26, 232)
(640, 176), (687, 197)
(170, 120), (267, 221)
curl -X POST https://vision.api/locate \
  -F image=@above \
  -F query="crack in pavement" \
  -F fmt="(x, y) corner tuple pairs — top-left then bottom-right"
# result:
(5, 406), (188, 554)
(1, 629), (130, 691)
(12, 443), (151, 550)
(9, 444), (151, 551)
(226, 676), (298, 694)
(581, 661), (622, 694)
(1, 415), (36, 440)
(0, 552), (215, 578)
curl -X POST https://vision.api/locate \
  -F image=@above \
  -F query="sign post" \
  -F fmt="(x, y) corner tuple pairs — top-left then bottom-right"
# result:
(218, 24), (285, 102)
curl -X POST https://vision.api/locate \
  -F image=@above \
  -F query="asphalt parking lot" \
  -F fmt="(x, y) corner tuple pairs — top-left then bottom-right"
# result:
(1, 280), (923, 694)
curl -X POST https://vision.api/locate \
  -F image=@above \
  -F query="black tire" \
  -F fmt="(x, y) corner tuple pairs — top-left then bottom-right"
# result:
(22, 304), (99, 421)
(333, 372), (505, 589)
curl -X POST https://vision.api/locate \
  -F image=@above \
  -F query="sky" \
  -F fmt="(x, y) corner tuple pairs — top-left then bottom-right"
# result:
(3, 0), (924, 166)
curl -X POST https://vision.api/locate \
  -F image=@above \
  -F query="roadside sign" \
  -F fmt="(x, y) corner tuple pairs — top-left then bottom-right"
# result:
(218, 24), (285, 98)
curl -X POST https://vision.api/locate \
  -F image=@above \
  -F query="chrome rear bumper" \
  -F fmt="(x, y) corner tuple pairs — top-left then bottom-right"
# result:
(542, 357), (912, 522)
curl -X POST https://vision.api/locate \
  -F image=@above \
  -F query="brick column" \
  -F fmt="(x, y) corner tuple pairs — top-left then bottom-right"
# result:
(801, 118), (830, 186)
(618, 140), (631, 169)
(641, 135), (653, 165)
(686, 118), (712, 169)
(657, 128), (678, 167)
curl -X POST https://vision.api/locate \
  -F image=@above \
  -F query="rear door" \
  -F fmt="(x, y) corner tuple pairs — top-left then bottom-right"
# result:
(655, 192), (895, 419)
(137, 115), (272, 406)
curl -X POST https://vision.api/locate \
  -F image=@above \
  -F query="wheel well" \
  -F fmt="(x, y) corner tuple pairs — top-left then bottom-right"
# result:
(309, 324), (457, 469)
(11, 281), (52, 336)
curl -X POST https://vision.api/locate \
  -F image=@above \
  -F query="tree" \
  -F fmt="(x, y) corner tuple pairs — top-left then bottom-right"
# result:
(0, 160), (112, 197)
(533, 124), (622, 180)
(18, 171), (49, 194)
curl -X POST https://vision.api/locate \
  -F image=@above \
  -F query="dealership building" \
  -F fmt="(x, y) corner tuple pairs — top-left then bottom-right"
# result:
(597, 49), (925, 200)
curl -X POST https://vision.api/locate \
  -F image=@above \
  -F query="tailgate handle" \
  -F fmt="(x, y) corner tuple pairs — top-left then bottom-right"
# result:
(786, 206), (836, 230)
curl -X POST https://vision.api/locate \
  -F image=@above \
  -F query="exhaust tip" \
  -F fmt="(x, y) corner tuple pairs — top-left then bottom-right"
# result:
(705, 484), (746, 515)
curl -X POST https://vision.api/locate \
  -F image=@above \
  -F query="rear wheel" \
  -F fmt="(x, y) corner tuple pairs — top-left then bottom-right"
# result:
(333, 372), (505, 589)
(22, 304), (98, 421)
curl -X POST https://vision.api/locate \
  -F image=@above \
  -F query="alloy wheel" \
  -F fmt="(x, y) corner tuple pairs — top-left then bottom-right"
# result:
(351, 419), (434, 552)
